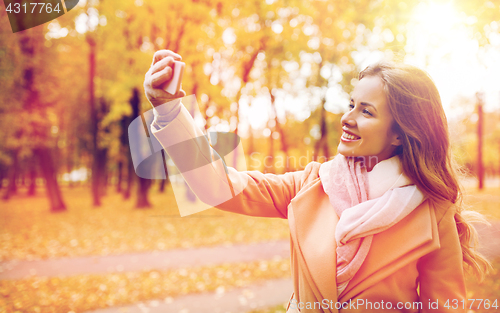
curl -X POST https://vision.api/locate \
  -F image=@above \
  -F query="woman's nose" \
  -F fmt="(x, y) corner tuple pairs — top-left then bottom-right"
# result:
(341, 110), (356, 127)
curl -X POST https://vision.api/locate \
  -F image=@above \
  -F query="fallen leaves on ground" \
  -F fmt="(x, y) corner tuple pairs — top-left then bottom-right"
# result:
(0, 186), (289, 261)
(0, 257), (291, 313)
(1, 186), (498, 261)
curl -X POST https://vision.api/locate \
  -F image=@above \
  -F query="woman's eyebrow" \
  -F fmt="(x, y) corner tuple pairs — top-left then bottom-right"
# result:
(360, 102), (378, 113)
(350, 97), (378, 113)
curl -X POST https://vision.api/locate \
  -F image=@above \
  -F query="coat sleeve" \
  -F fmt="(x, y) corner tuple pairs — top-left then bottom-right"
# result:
(417, 204), (466, 312)
(151, 104), (320, 218)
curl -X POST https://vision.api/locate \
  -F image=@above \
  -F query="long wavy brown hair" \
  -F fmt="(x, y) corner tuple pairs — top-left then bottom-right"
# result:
(359, 62), (491, 279)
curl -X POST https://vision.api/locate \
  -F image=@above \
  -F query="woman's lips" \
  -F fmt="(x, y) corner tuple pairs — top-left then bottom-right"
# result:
(341, 131), (361, 142)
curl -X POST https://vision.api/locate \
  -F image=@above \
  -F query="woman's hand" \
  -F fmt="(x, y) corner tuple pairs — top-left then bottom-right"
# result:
(144, 50), (186, 108)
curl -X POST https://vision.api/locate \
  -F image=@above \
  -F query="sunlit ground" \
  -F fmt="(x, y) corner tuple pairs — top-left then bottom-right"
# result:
(0, 258), (292, 312)
(0, 185), (290, 261)
(1, 0), (499, 311)
(0, 183), (497, 261)
(0, 185), (289, 312)
(0, 183), (499, 312)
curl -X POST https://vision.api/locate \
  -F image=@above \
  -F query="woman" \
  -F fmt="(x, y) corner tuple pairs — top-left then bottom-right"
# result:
(143, 50), (490, 312)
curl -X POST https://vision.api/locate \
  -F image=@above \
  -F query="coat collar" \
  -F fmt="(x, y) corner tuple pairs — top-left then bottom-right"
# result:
(288, 180), (440, 306)
(289, 177), (338, 309)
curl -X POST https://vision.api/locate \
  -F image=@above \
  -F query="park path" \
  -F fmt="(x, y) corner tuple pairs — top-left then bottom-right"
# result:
(0, 241), (289, 280)
(87, 278), (293, 313)
(1, 223), (498, 280)
(0, 222), (499, 313)
(87, 221), (500, 313)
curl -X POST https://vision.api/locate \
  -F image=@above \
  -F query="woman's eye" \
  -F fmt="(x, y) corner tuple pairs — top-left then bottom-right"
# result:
(363, 109), (373, 116)
(348, 103), (354, 109)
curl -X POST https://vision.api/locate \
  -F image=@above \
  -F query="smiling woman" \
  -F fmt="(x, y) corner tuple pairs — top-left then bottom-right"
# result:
(338, 75), (401, 171)
(350, 60), (492, 274)
(144, 50), (491, 312)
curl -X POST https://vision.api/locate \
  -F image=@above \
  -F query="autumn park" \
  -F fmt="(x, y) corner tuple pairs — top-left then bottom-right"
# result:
(1, 0), (500, 312)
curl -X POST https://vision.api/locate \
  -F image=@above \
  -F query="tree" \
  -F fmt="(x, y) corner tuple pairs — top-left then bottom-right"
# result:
(16, 26), (66, 211)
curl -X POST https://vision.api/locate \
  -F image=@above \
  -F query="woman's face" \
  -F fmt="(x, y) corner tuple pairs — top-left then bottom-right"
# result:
(338, 75), (400, 165)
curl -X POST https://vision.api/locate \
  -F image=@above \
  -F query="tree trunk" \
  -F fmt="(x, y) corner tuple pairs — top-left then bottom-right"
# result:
(136, 178), (151, 208)
(116, 160), (123, 193)
(231, 50), (261, 170)
(35, 148), (66, 212)
(0, 165), (5, 191)
(21, 172), (26, 188)
(268, 125), (275, 174)
(313, 100), (329, 162)
(96, 147), (108, 197)
(17, 25), (66, 212)
(123, 154), (134, 200)
(476, 92), (484, 190)
(88, 36), (102, 206)
(2, 150), (18, 200)
(247, 129), (255, 169)
(158, 178), (166, 193)
(65, 130), (75, 188)
(119, 115), (134, 199)
(27, 156), (37, 196)
(158, 151), (170, 192)
(129, 87), (152, 208)
(270, 92), (289, 172)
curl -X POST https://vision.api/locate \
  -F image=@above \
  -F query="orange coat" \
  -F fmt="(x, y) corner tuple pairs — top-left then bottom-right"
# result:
(152, 105), (466, 313)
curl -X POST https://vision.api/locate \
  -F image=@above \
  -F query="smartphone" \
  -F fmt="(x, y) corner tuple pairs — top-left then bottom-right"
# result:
(164, 61), (185, 95)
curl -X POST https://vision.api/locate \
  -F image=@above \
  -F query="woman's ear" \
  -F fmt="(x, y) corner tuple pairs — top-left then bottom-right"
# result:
(391, 133), (402, 147)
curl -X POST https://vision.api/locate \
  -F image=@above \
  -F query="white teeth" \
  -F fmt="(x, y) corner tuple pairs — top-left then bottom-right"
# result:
(342, 131), (360, 140)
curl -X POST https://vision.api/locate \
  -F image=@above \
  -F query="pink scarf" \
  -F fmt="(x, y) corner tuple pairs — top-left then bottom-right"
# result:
(319, 154), (424, 295)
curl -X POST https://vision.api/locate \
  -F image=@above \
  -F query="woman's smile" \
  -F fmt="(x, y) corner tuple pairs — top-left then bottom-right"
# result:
(340, 128), (361, 142)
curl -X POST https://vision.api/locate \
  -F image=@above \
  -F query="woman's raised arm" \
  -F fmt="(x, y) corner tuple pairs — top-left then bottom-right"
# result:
(144, 50), (320, 218)
(151, 103), (320, 218)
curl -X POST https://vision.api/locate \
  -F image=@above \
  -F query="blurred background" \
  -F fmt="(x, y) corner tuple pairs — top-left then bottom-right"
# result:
(0, 0), (499, 312)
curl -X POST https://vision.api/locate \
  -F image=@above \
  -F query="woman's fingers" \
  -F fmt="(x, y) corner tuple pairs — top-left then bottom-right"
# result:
(145, 50), (184, 107)
(150, 56), (174, 75)
(152, 50), (182, 66)
(174, 89), (186, 98)
(150, 66), (173, 88)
